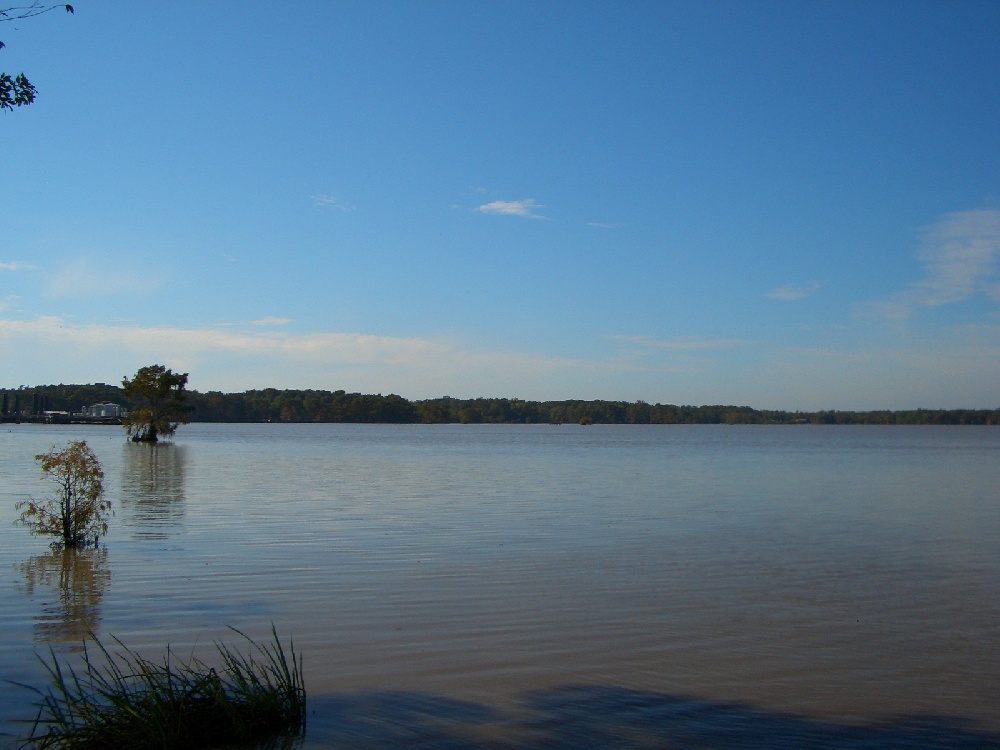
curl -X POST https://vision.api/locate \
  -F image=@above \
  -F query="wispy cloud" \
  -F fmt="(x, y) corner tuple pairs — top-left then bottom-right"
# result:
(586, 221), (621, 229)
(864, 209), (1000, 320)
(4, 316), (999, 408)
(0, 317), (630, 396)
(478, 199), (547, 219)
(252, 317), (293, 327)
(45, 258), (153, 299)
(766, 282), (821, 301)
(311, 194), (355, 212)
(0, 262), (41, 272)
(610, 335), (750, 351)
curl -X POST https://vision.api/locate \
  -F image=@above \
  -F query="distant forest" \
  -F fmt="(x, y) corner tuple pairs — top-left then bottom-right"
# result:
(3, 383), (999, 425)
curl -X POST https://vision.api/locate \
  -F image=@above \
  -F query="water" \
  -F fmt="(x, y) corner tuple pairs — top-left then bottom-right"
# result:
(1, 423), (998, 748)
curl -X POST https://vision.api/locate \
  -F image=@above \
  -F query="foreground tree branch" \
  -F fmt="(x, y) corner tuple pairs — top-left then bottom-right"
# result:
(0, 3), (73, 110)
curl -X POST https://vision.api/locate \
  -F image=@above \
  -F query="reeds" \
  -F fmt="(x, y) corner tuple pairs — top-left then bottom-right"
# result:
(18, 625), (305, 750)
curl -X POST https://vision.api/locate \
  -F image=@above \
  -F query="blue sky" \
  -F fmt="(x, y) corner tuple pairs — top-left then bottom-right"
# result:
(2, 1), (999, 410)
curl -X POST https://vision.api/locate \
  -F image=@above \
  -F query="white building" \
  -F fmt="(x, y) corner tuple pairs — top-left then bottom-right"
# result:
(82, 402), (127, 418)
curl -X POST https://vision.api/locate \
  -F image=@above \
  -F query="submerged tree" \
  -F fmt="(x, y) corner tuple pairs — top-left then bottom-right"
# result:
(16, 440), (110, 548)
(122, 364), (191, 442)
(0, 3), (73, 111)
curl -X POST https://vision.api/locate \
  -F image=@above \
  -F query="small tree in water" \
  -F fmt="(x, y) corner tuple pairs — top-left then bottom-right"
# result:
(122, 364), (191, 442)
(16, 441), (111, 548)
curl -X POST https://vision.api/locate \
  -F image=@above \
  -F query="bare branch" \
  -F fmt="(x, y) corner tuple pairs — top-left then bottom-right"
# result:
(0, 3), (73, 22)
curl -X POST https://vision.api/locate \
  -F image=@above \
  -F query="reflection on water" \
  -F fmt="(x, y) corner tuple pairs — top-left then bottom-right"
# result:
(120, 442), (187, 539)
(305, 687), (1000, 749)
(16, 547), (111, 645)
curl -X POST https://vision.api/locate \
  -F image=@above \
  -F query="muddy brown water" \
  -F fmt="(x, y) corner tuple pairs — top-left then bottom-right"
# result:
(2, 423), (998, 748)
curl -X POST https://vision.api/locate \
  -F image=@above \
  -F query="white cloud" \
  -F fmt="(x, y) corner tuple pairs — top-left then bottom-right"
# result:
(218, 317), (294, 328)
(45, 258), (154, 299)
(864, 209), (1000, 319)
(610, 335), (750, 351)
(3, 317), (999, 409)
(586, 222), (621, 229)
(913, 210), (1000, 303)
(0, 317), (624, 396)
(477, 199), (547, 219)
(312, 194), (355, 212)
(252, 317), (293, 327)
(0, 262), (41, 272)
(766, 282), (821, 301)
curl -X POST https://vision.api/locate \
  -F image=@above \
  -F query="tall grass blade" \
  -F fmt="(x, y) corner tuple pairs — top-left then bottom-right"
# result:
(17, 626), (306, 750)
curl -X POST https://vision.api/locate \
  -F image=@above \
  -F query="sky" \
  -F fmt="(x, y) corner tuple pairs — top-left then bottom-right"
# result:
(2, 1), (1000, 410)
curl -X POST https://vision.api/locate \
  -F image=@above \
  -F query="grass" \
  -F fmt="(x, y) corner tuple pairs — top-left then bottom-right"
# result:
(16, 625), (306, 750)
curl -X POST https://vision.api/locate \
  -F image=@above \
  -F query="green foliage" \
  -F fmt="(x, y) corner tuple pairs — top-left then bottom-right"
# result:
(16, 441), (111, 549)
(17, 626), (306, 750)
(0, 71), (35, 108)
(121, 365), (191, 443)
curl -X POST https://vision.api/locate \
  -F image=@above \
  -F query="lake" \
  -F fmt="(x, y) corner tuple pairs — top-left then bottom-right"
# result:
(1, 423), (998, 748)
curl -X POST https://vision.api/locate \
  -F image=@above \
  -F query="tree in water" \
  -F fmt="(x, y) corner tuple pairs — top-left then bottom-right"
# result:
(122, 364), (191, 442)
(16, 440), (110, 548)
(1, 3), (73, 110)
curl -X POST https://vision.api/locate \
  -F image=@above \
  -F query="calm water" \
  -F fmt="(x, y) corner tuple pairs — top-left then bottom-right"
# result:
(1, 423), (998, 748)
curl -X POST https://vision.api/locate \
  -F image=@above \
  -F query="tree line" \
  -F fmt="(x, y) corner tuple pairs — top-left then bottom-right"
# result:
(3, 383), (1000, 425)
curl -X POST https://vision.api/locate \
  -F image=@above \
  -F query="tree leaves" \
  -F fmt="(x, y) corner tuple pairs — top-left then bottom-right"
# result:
(0, 71), (36, 109)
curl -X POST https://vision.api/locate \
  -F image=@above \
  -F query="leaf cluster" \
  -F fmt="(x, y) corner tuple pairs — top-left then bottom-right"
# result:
(0, 70), (34, 108)
(18, 626), (306, 750)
